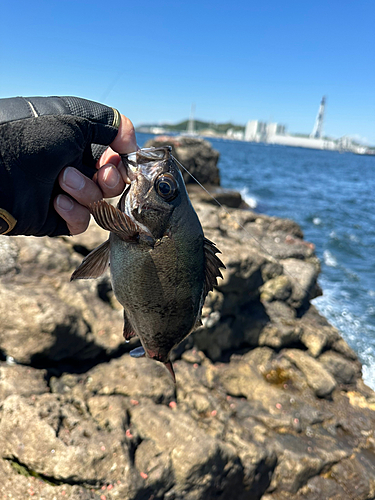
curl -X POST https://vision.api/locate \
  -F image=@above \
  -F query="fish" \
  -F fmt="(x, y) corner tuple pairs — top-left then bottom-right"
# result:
(71, 146), (224, 382)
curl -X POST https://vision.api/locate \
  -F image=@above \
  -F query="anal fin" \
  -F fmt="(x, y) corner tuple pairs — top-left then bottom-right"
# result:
(123, 310), (136, 341)
(71, 239), (110, 280)
(164, 360), (176, 383)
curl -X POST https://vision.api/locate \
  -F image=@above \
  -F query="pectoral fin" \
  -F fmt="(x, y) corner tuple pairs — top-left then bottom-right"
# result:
(90, 200), (139, 242)
(71, 239), (110, 280)
(203, 238), (225, 298)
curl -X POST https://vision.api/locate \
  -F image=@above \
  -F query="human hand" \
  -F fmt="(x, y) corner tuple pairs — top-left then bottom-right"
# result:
(54, 114), (137, 235)
(0, 96), (137, 237)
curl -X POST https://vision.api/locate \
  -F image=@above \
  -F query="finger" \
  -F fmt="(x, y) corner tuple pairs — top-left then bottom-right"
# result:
(97, 147), (132, 185)
(54, 195), (90, 235)
(98, 147), (121, 168)
(95, 163), (126, 198)
(59, 166), (103, 207)
(110, 114), (137, 155)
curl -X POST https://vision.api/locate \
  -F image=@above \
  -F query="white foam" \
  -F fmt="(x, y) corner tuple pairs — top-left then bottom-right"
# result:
(362, 364), (375, 391)
(313, 285), (375, 391)
(323, 250), (338, 267)
(313, 217), (322, 225)
(240, 187), (258, 209)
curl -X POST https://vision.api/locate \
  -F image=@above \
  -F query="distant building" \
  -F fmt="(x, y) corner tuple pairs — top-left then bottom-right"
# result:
(337, 136), (368, 155)
(267, 123), (286, 137)
(226, 128), (244, 140)
(245, 120), (267, 142)
(245, 118), (337, 150)
(245, 120), (286, 142)
(267, 134), (336, 151)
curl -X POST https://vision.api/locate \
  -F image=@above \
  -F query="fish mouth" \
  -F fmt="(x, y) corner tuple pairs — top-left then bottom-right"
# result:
(121, 146), (173, 181)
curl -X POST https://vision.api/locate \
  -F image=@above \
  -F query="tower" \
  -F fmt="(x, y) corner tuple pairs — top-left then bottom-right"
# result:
(310, 96), (326, 139)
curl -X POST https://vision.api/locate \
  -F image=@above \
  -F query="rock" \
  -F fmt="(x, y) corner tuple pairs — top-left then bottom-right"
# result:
(134, 438), (174, 495)
(258, 321), (301, 350)
(0, 394), (133, 486)
(281, 258), (321, 308)
(269, 431), (350, 494)
(188, 184), (246, 208)
(82, 354), (176, 404)
(0, 281), (91, 364)
(144, 135), (221, 185)
(299, 306), (342, 356)
(224, 417), (277, 496)
(298, 476), (348, 500)
(319, 350), (359, 385)
(0, 231), (127, 366)
(330, 452), (375, 500)
(260, 275), (293, 302)
(130, 401), (245, 499)
(301, 326), (327, 357)
(0, 363), (49, 401)
(0, 458), (95, 500)
(283, 349), (337, 398)
(1, 174), (375, 499)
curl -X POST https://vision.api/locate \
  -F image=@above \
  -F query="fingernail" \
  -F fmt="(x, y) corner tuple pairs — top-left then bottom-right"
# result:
(63, 167), (85, 190)
(103, 165), (121, 188)
(56, 194), (74, 211)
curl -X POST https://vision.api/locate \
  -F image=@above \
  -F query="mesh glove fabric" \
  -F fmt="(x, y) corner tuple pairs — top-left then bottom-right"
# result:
(0, 96), (121, 236)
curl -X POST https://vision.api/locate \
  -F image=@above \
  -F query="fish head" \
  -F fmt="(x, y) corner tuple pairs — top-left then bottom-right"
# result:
(121, 146), (185, 239)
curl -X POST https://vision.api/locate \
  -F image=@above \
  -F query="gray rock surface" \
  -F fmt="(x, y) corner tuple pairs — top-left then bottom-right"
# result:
(0, 176), (374, 499)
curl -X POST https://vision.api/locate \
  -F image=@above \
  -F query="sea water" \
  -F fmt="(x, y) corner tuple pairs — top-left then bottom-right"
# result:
(137, 133), (375, 390)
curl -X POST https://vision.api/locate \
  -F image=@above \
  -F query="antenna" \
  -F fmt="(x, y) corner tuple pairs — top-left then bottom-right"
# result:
(310, 96), (326, 139)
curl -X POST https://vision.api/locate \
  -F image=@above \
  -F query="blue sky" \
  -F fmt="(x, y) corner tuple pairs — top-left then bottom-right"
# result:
(1, 0), (374, 144)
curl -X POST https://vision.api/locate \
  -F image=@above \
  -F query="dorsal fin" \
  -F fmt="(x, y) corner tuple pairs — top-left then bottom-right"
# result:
(90, 200), (139, 242)
(71, 239), (110, 280)
(203, 237), (225, 298)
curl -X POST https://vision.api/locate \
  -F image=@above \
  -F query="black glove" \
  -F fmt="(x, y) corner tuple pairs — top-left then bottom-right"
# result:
(0, 96), (121, 236)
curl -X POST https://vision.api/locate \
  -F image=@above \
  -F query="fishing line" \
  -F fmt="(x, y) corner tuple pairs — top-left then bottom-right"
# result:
(174, 156), (318, 303)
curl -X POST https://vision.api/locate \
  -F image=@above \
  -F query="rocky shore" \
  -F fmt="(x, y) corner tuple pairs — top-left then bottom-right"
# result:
(0, 141), (374, 499)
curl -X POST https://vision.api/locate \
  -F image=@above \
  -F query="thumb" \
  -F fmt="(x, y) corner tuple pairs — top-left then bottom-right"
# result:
(110, 114), (138, 155)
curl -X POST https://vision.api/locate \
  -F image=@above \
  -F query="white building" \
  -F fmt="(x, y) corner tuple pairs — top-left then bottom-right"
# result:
(245, 119), (337, 151)
(267, 134), (336, 150)
(226, 128), (244, 140)
(245, 120), (267, 142)
(267, 123), (286, 137)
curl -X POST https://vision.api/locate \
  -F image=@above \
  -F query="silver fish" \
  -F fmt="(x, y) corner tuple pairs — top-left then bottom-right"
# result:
(71, 146), (224, 381)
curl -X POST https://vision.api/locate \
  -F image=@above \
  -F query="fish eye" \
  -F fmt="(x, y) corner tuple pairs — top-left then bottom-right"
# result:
(155, 174), (178, 201)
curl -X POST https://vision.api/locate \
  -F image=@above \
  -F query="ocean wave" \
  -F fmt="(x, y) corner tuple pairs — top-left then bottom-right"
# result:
(323, 250), (338, 267)
(362, 364), (375, 392)
(313, 285), (375, 390)
(240, 187), (258, 209)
